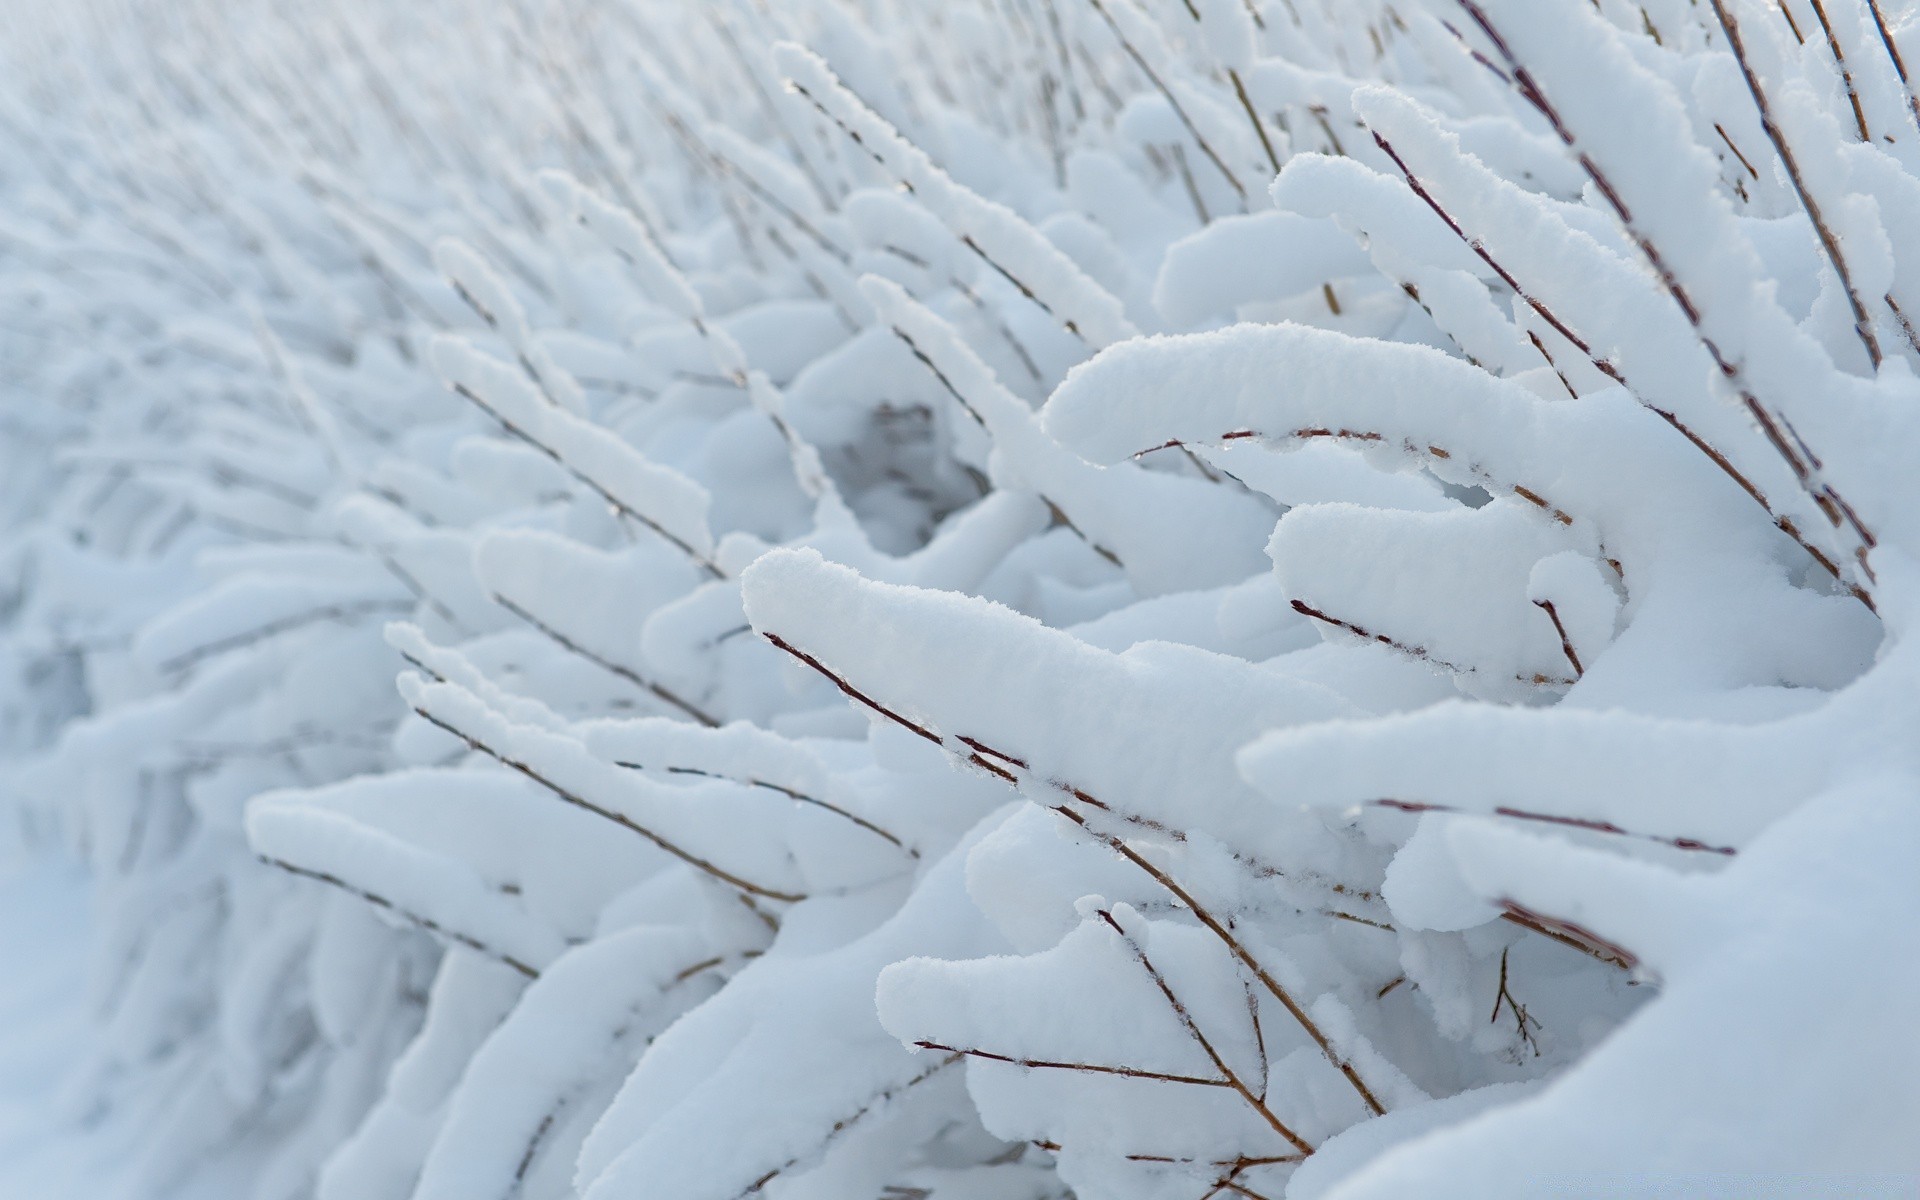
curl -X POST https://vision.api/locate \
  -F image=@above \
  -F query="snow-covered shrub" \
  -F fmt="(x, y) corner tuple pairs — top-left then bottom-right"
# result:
(3, 0), (1918, 1197)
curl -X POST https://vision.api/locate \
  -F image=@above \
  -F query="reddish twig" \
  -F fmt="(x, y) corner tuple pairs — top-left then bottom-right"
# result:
(1499, 900), (1641, 974)
(1531, 597), (1585, 677)
(260, 853), (539, 977)
(1097, 908), (1316, 1155)
(410, 706), (805, 905)
(912, 1040), (1234, 1089)
(491, 591), (719, 727)
(1709, 0), (1881, 367)
(1374, 797), (1735, 856)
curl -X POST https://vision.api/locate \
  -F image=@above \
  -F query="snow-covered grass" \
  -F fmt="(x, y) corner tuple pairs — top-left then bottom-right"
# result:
(2, 0), (1919, 1198)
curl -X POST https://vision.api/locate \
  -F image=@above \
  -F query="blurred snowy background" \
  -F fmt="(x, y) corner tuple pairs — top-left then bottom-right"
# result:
(2, 1), (1919, 1198)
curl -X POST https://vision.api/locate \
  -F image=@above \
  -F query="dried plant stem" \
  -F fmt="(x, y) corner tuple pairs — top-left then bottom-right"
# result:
(1865, 0), (1920, 130)
(1097, 908), (1316, 1155)
(1141, 426), (1576, 528)
(613, 760), (917, 858)
(1515, 0), (1884, 590)
(361, 547), (462, 630)
(1291, 596), (1576, 689)
(446, 280), (576, 409)
(757, 630), (1392, 1114)
(507, 948), (738, 1185)
(885, 318), (1125, 567)
(1531, 597), (1584, 677)
(1714, 122), (1760, 179)
(1489, 946), (1541, 1055)
(409, 706), (805, 905)
(1806, 0), (1871, 141)
(1710, 0), (1881, 369)
(1372, 797), (1736, 856)
(705, 10), (838, 209)
(911, 1039), (1235, 1089)
(783, 77), (1096, 345)
(1499, 900), (1641, 975)
(158, 598), (413, 674)
(1372, 123), (1871, 608)
(448, 381), (726, 578)
(490, 591), (721, 727)
(1231, 69), (1283, 175)
(260, 854), (540, 977)
(1084, 0), (1248, 204)
(731, 1056), (961, 1197)
(665, 112), (851, 267)
(1055, 806), (1388, 1110)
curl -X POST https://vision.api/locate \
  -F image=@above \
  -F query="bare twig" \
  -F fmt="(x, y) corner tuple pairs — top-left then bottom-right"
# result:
(1531, 597), (1584, 677)
(260, 853), (539, 977)
(614, 759), (917, 857)
(758, 630), (1393, 1113)
(733, 1056), (961, 1197)
(1096, 908), (1316, 1155)
(410, 706), (804, 905)
(1375, 82), (1875, 607)
(1709, 0), (1881, 367)
(912, 1039), (1234, 1089)
(1865, 0), (1920, 130)
(1489, 946), (1541, 1055)
(1374, 796), (1735, 856)
(158, 598), (413, 674)
(1084, 0), (1248, 203)
(448, 380), (726, 577)
(491, 591), (720, 727)
(1806, 0), (1871, 141)
(1499, 901), (1641, 973)
(1292, 596), (1575, 688)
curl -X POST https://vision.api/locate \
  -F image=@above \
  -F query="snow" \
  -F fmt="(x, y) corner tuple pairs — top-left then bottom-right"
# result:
(5, 0), (1920, 1196)
(0, 856), (252, 1200)
(1322, 782), (1920, 1197)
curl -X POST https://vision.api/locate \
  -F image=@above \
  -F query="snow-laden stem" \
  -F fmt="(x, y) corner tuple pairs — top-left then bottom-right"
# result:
(759, 628), (1393, 1116)
(408, 704), (802, 909)
(490, 592), (721, 727)
(260, 854), (540, 978)
(1096, 907), (1317, 1155)
(1707, 0), (1883, 368)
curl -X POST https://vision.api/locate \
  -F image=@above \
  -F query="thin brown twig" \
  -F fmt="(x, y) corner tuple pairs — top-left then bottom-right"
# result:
(912, 1039), (1235, 1088)
(1714, 122), (1760, 179)
(1709, 0), (1882, 368)
(1096, 908), (1316, 1155)
(782, 75), (1097, 344)
(1489, 946), (1541, 1055)
(1084, 0), (1248, 203)
(1143, 425), (1575, 529)
(885, 319), (1125, 568)
(1292, 597), (1575, 689)
(158, 598), (413, 674)
(448, 381), (726, 577)
(1864, 0), (1920, 130)
(490, 591), (720, 727)
(260, 854), (539, 977)
(1374, 796), (1735, 856)
(732, 1056), (961, 1197)
(1379, 30), (1878, 606)
(1806, 0), (1872, 141)
(409, 706), (805, 905)
(757, 631), (1393, 1113)
(1499, 901), (1641, 973)
(614, 760), (917, 857)
(1531, 597), (1584, 677)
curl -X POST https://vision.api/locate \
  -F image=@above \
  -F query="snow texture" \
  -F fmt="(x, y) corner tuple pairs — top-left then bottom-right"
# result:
(3, 0), (1918, 1198)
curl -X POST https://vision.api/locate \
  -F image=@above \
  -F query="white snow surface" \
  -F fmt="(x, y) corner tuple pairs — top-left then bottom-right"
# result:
(3, 0), (1919, 1198)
